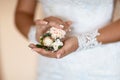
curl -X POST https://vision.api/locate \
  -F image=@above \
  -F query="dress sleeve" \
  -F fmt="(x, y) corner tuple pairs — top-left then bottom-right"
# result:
(28, 26), (39, 44)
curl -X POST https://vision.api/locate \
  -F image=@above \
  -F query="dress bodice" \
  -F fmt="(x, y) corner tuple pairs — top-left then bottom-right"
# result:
(39, 0), (113, 33)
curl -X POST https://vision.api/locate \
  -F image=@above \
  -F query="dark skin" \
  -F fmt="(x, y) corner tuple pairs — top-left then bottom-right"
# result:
(15, 0), (120, 59)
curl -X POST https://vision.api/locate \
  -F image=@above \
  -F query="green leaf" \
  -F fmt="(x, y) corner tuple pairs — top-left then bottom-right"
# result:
(43, 33), (51, 38)
(58, 46), (63, 49)
(36, 44), (43, 48)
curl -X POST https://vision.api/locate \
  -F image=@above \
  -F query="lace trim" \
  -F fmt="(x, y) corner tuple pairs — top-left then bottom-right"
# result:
(75, 30), (102, 50)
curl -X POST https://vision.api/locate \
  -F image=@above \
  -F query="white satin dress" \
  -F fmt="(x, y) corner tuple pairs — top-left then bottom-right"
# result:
(29, 0), (120, 80)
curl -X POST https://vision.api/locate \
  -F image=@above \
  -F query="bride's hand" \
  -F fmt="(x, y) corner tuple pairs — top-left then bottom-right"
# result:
(56, 36), (79, 58)
(35, 20), (50, 42)
(29, 43), (58, 58)
(35, 16), (72, 42)
(43, 16), (72, 31)
(29, 36), (79, 59)
(29, 16), (74, 58)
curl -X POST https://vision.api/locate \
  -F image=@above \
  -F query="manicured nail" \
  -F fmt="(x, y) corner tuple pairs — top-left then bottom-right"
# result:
(41, 21), (48, 24)
(28, 44), (33, 49)
(57, 53), (61, 59)
(59, 25), (64, 28)
(44, 21), (48, 24)
(28, 44), (36, 49)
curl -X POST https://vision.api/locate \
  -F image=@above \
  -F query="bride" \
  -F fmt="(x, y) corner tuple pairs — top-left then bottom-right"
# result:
(15, 0), (120, 80)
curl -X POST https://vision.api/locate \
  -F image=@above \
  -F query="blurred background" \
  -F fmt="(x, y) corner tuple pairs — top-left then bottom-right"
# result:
(0, 0), (44, 80)
(0, 0), (120, 80)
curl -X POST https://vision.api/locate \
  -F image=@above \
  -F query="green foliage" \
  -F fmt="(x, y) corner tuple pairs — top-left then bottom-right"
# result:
(36, 44), (44, 48)
(43, 33), (51, 38)
(36, 33), (63, 52)
(58, 46), (63, 49)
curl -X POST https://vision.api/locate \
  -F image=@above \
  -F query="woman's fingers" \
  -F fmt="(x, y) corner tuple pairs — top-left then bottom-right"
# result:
(43, 16), (63, 24)
(43, 16), (72, 31)
(55, 42), (71, 59)
(35, 19), (48, 25)
(56, 37), (78, 58)
(29, 42), (69, 59)
(36, 17), (72, 33)
(28, 43), (36, 49)
(33, 48), (57, 58)
(44, 16), (64, 29)
(56, 44), (72, 58)
(35, 19), (50, 29)
(48, 21), (63, 29)
(65, 21), (72, 26)
(29, 37), (78, 59)
(55, 48), (65, 58)
(64, 21), (72, 32)
(35, 20), (51, 42)
(29, 43), (57, 58)
(35, 20), (50, 30)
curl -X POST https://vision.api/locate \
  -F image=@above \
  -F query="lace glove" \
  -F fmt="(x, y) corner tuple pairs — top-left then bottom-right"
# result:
(73, 30), (102, 51)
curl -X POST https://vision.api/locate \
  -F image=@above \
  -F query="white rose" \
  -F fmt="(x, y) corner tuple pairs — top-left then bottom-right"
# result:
(43, 37), (53, 46)
(51, 39), (63, 51)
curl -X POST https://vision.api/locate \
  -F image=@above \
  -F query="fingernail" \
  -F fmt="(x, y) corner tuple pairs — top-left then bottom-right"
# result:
(43, 21), (48, 24)
(28, 45), (33, 49)
(59, 25), (64, 28)
(57, 53), (61, 59)
(41, 21), (48, 24)
(28, 44), (35, 49)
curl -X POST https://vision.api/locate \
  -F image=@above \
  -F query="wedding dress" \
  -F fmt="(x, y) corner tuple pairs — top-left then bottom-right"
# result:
(29, 0), (120, 80)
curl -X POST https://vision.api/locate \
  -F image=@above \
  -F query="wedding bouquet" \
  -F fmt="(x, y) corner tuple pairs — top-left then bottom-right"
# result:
(36, 27), (66, 51)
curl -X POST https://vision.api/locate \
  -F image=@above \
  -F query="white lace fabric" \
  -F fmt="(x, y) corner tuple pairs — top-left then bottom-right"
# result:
(76, 30), (102, 50)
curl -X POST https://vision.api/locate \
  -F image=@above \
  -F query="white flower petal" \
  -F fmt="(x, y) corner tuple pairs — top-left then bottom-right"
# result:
(43, 37), (53, 46)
